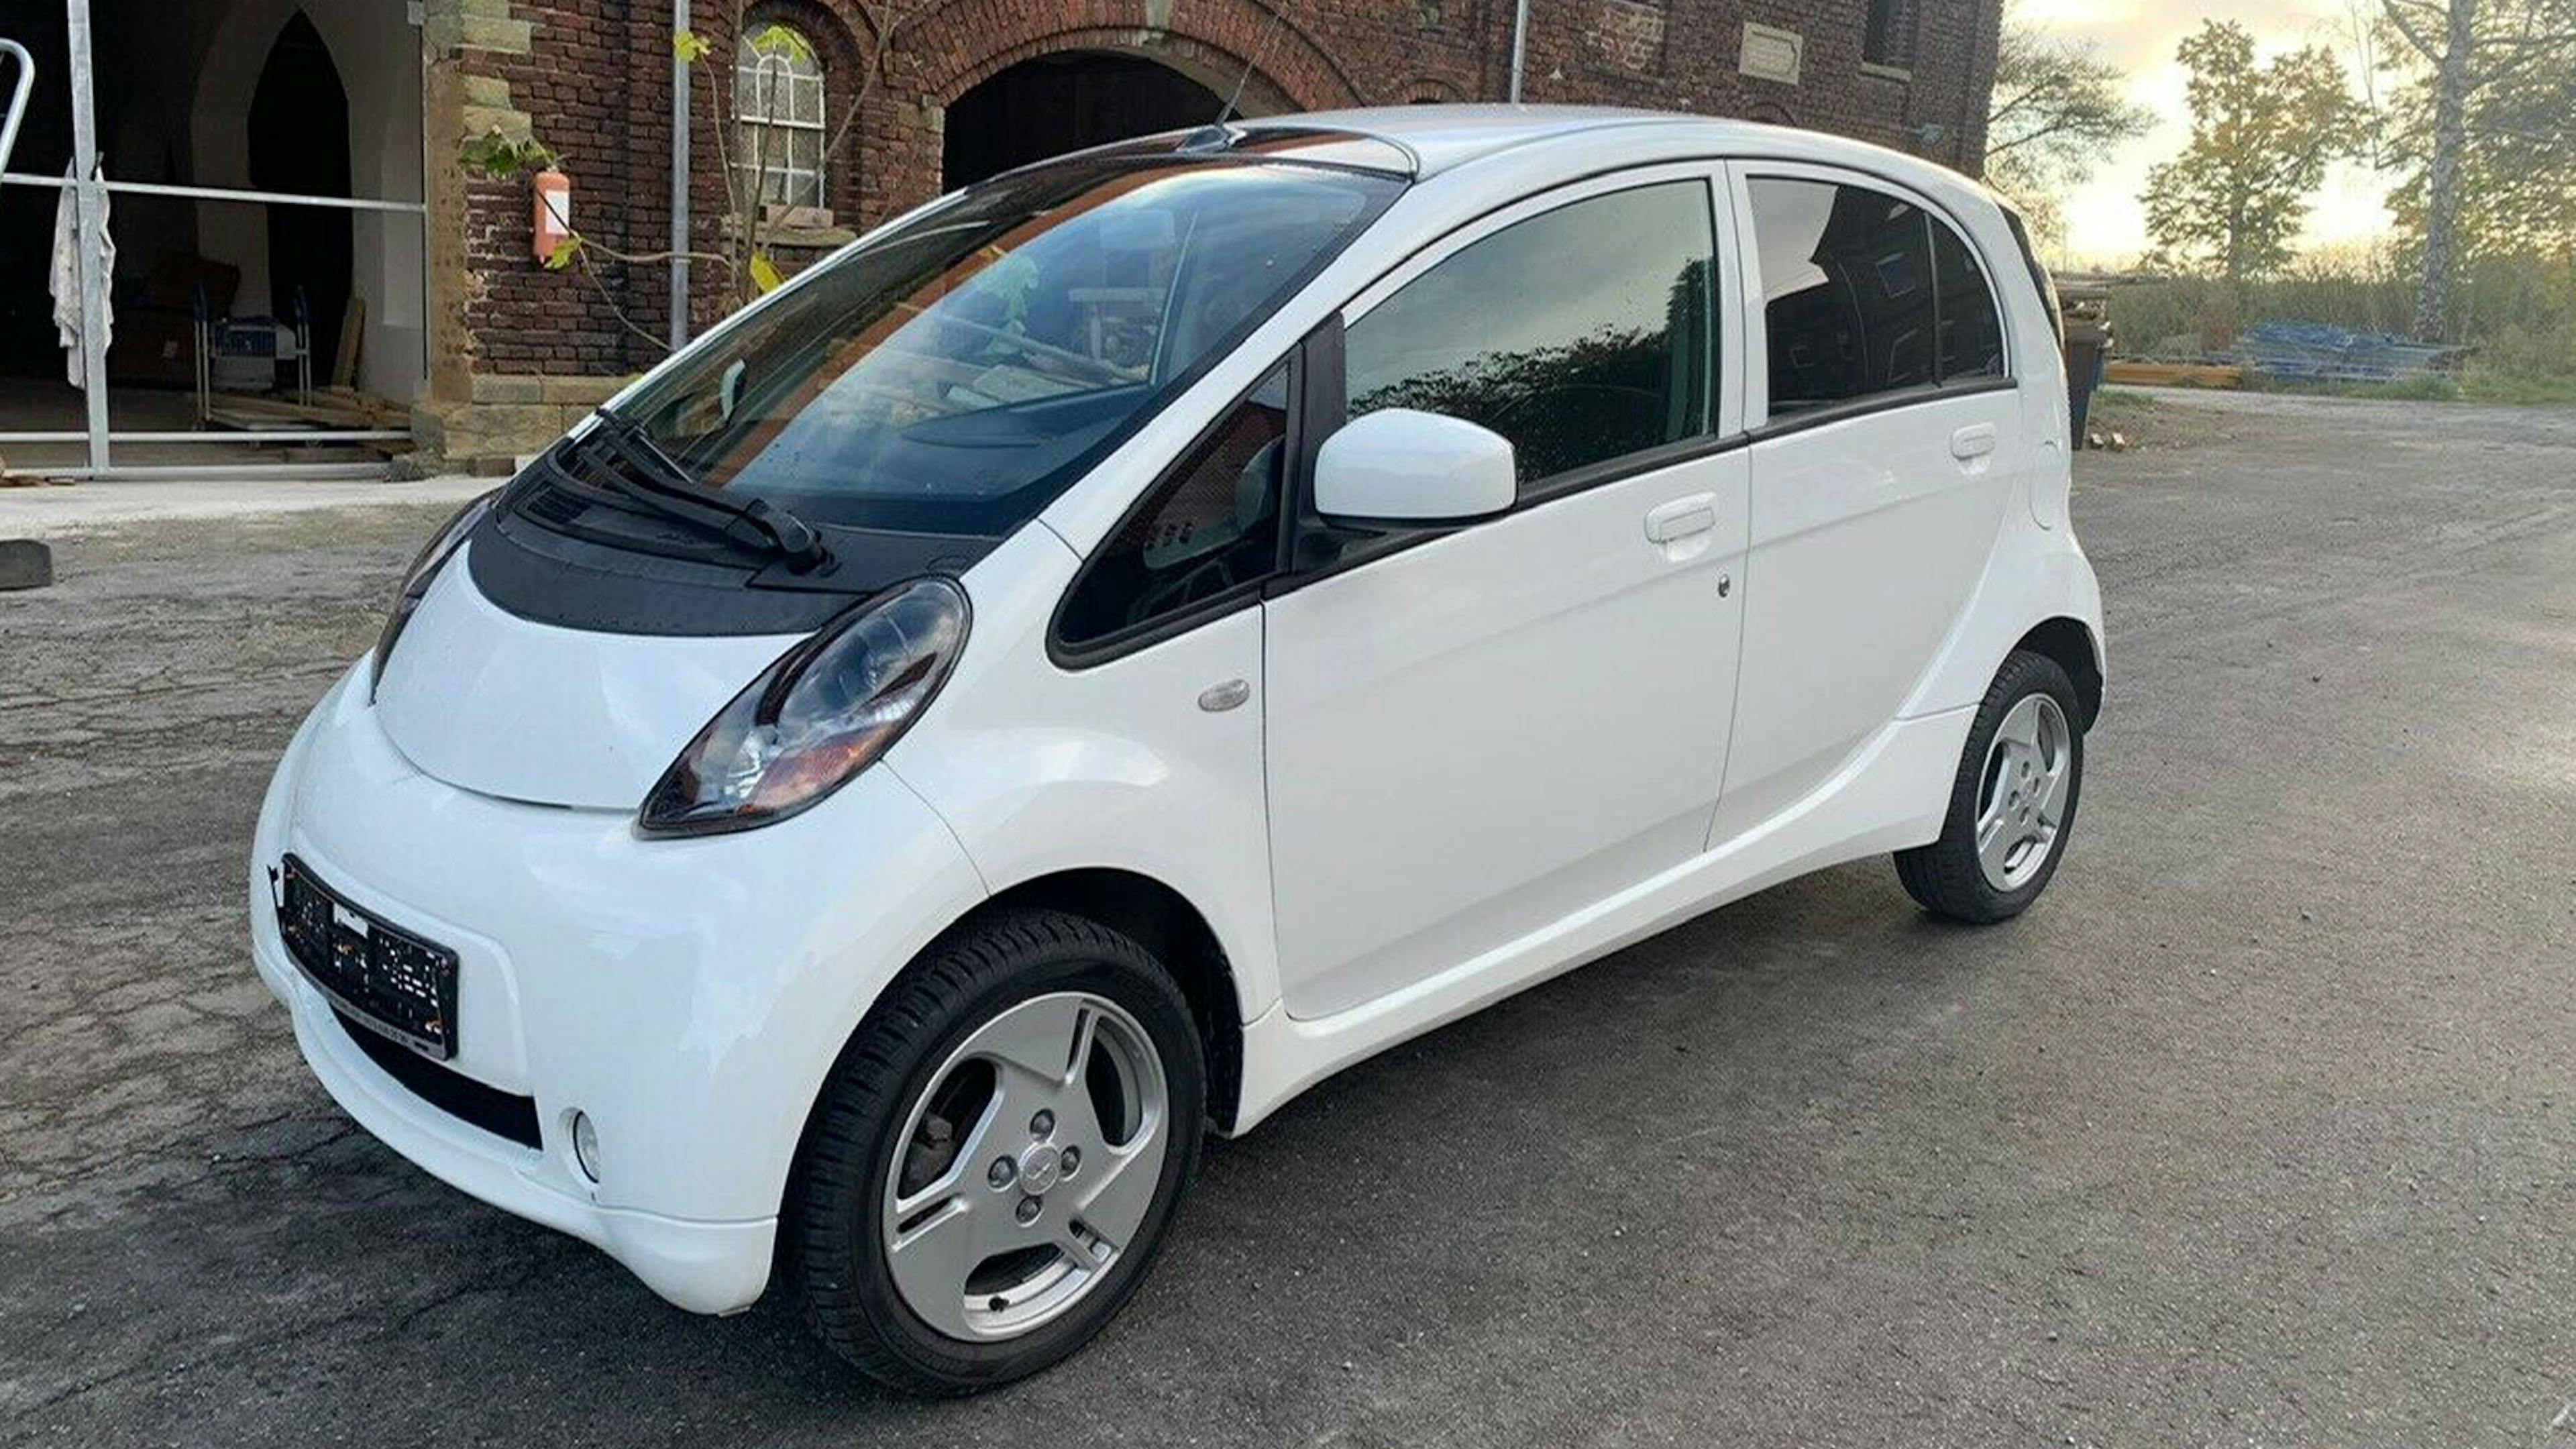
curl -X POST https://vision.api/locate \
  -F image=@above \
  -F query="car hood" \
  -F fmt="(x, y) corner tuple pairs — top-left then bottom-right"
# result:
(372, 550), (803, 811)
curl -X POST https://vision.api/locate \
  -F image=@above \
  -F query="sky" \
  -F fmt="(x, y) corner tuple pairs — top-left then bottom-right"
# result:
(2015, 0), (2400, 266)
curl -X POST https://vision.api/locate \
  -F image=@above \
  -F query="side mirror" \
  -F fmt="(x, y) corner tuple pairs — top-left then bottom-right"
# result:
(1313, 409), (1516, 525)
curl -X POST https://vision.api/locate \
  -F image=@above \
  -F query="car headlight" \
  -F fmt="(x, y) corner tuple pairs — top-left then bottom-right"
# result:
(370, 490), (497, 698)
(638, 577), (970, 837)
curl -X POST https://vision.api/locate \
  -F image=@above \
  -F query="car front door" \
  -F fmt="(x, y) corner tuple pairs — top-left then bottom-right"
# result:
(1262, 169), (1750, 1021)
(1711, 163), (2027, 844)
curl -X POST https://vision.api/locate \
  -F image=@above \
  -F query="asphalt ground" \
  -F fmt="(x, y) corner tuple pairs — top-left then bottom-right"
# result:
(4, 390), (2573, 1446)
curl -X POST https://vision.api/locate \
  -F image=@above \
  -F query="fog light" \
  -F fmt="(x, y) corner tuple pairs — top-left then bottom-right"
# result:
(571, 1110), (602, 1183)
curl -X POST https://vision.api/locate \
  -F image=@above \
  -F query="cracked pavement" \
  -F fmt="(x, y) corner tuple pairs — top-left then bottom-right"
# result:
(4, 392), (2575, 1447)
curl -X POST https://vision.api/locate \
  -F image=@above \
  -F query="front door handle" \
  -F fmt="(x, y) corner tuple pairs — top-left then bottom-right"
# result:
(1644, 494), (1718, 544)
(1950, 423), (1998, 460)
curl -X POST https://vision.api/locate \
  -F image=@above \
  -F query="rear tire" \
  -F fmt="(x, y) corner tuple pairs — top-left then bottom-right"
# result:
(788, 910), (1205, 1395)
(1896, 649), (2086, 923)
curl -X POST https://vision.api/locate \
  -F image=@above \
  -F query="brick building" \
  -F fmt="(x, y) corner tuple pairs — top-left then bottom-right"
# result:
(0, 0), (1996, 474)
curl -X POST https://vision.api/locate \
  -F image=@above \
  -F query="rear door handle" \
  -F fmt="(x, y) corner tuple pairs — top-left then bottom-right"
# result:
(1644, 494), (1717, 543)
(1950, 423), (1998, 460)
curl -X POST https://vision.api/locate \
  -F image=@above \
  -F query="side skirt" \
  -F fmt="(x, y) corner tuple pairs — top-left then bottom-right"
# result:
(1224, 704), (1975, 1134)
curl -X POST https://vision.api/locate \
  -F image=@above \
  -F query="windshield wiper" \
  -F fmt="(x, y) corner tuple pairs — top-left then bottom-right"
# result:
(572, 409), (831, 572)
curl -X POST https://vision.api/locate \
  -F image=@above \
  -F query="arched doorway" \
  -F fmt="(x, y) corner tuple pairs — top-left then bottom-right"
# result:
(942, 52), (1226, 189)
(246, 11), (352, 379)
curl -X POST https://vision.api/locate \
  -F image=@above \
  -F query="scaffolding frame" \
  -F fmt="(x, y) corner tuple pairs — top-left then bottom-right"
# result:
(0, 0), (427, 479)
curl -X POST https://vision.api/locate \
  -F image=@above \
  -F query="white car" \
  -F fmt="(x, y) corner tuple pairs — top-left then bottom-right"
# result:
(250, 107), (2101, 1393)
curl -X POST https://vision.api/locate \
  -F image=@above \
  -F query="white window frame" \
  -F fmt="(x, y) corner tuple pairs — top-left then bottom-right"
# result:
(734, 23), (826, 211)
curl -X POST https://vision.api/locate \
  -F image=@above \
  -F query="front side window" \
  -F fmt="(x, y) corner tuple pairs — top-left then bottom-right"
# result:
(1343, 180), (1715, 488)
(608, 159), (1401, 536)
(1057, 364), (1290, 648)
(736, 21), (827, 208)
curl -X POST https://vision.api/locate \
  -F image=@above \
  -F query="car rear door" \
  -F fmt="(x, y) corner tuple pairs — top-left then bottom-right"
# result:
(1711, 162), (2027, 844)
(1261, 167), (1751, 1020)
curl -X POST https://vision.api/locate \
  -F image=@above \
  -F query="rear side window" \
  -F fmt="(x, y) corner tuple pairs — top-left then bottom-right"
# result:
(1747, 176), (2006, 415)
(1749, 178), (1933, 409)
(1342, 181), (1715, 488)
(1056, 363), (1290, 649)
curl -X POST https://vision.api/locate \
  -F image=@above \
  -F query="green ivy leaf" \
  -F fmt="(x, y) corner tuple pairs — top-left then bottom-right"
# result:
(460, 127), (560, 180)
(745, 23), (816, 64)
(545, 236), (584, 271)
(673, 28), (709, 62)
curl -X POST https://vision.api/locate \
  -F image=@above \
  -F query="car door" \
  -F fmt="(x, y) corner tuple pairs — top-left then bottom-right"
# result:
(1262, 168), (1750, 1021)
(1711, 163), (2027, 844)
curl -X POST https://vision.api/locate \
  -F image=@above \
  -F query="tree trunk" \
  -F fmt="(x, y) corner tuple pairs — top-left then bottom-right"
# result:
(2226, 193), (2248, 286)
(2414, 0), (2476, 341)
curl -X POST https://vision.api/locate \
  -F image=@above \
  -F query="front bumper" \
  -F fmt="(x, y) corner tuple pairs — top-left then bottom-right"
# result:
(250, 661), (985, 1313)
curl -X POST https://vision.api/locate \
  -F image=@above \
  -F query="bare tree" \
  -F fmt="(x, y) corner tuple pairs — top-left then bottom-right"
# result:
(2339, 0), (2390, 165)
(1982, 4), (2155, 247)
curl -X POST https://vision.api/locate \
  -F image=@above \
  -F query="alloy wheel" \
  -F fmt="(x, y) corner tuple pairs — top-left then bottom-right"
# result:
(1974, 692), (2073, 892)
(880, 991), (1170, 1342)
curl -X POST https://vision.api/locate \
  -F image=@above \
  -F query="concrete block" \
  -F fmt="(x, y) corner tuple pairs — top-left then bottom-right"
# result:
(423, 401), (565, 461)
(538, 375), (625, 407)
(470, 374), (545, 404)
(426, 15), (533, 55)
(0, 539), (54, 591)
(458, 105), (535, 144)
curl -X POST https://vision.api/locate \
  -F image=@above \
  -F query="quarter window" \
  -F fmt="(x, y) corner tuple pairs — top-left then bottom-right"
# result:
(1933, 221), (2006, 380)
(1343, 181), (1715, 489)
(1747, 176), (2006, 416)
(1057, 364), (1291, 648)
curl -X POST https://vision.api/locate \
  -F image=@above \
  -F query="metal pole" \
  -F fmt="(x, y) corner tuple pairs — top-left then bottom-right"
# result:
(65, 0), (107, 472)
(0, 173), (429, 212)
(1507, 0), (1530, 102)
(669, 0), (692, 350)
(0, 40), (35, 176)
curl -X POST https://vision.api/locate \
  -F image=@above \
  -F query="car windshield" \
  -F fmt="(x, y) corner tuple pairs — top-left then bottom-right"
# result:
(606, 156), (1403, 536)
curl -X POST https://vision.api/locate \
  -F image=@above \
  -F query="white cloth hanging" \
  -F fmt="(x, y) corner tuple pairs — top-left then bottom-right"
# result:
(50, 163), (113, 389)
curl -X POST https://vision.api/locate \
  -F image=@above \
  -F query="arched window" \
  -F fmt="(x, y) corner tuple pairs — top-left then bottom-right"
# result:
(735, 21), (826, 209)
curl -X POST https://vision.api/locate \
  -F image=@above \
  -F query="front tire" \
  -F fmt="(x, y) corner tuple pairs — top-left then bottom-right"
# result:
(1896, 649), (2086, 923)
(788, 910), (1205, 1395)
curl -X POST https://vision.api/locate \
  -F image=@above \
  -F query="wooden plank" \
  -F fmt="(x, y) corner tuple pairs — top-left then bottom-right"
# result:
(313, 386), (409, 426)
(331, 296), (365, 389)
(2104, 360), (2245, 389)
(205, 390), (404, 430)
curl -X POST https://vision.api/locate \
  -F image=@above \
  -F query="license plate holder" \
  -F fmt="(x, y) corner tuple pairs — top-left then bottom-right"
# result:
(275, 855), (460, 1060)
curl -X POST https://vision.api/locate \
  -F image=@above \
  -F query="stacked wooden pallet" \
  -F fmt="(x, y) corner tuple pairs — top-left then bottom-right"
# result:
(203, 386), (411, 450)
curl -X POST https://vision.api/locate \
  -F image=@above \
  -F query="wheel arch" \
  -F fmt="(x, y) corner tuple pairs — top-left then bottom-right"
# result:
(973, 869), (1248, 1133)
(811, 867), (1248, 1142)
(2015, 616), (2103, 730)
(774, 865), (1251, 1279)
